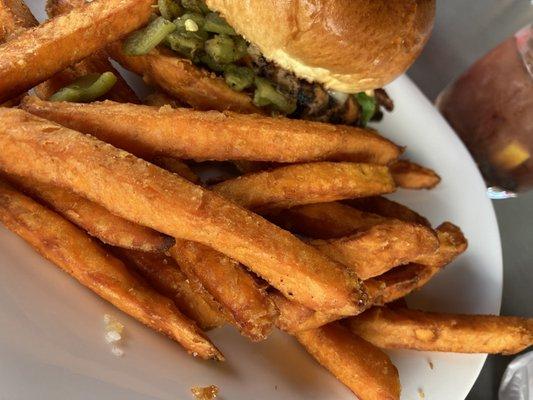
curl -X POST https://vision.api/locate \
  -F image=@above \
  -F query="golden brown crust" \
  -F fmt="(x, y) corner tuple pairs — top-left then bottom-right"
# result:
(0, 179), (223, 360)
(170, 240), (276, 341)
(295, 323), (401, 400)
(21, 97), (401, 164)
(345, 196), (431, 227)
(0, 0), (153, 102)
(389, 160), (441, 190)
(8, 174), (174, 252)
(108, 43), (260, 113)
(0, 0), (37, 42)
(212, 163), (395, 211)
(347, 307), (533, 355)
(114, 248), (227, 330)
(0, 108), (367, 315)
(310, 220), (438, 280)
(207, 0), (435, 92)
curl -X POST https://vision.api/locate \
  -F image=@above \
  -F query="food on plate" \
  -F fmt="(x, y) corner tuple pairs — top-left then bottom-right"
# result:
(372, 222), (467, 304)
(0, 108), (368, 316)
(114, 248), (227, 330)
(0, 0), (37, 41)
(170, 240), (276, 341)
(345, 196), (431, 227)
(111, 0), (434, 126)
(296, 323), (401, 400)
(20, 97), (402, 164)
(144, 90), (186, 108)
(0, 178), (223, 360)
(8, 174), (175, 252)
(389, 160), (441, 189)
(151, 155), (200, 183)
(212, 162), (395, 211)
(347, 307), (533, 355)
(0, 0), (153, 103)
(191, 385), (219, 400)
(310, 219), (439, 280)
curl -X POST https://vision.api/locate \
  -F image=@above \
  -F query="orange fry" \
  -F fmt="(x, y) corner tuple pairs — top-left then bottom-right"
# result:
(0, 179), (222, 360)
(0, 0), (37, 42)
(212, 163), (395, 211)
(170, 240), (276, 341)
(8, 174), (174, 252)
(21, 97), (402, 164)
(115, 248), (227, 331)
(0, 108), (366, 315)
(0, 0), (153, 102)
(296, 323), (401, 400)
(347, 307), (533, 355)
(390, 160), (441, 190)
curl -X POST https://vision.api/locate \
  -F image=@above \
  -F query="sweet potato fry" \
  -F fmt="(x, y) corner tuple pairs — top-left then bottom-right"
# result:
(0, 0), (37, 42)
(266, 202), (386, 239)
(35, 0), (139, 103)
(390, 160), (441, 190)
(296, 323), (401, 400)
(8, 174), (174, 253)
(373, 222), (467, 304)
(144, 90), (186, 108)
(0, 108), (367, 315)
(347, 307), (533, 355)
(310, 220), (438, 280)
(345, 196), (431, 227)
(114, 248), (227, 330)
(151, 156), (199, 184)
(170, 240), (276, 341)
(21, 97), (402, 164)
(0, 0), (153, 102)
(108, 43), (260, 113)
(0, 179), (222, 360)
(212, 163), (395, 211)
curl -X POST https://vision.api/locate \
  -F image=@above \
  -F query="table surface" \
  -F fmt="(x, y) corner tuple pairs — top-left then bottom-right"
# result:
(407, 1), (533, 398)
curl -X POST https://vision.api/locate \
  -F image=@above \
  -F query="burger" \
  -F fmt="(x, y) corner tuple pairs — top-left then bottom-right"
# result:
(117, 0), (435, 126)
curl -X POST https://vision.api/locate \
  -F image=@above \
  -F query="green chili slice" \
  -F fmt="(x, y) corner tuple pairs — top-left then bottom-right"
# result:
(166, 31), (204, 59)
(355, 92), (377, 126)
(203, 12), (236, 35)
(158, 0), (182, 21)
(49, 72), (118, 103)
(253, 77), (296, 114)
(224, 65), (254, 91)
(123, 16), (177, 56)
(198, 53), (226, 72)
(205, 34), (236, 64)
(180, 0), (209, 14)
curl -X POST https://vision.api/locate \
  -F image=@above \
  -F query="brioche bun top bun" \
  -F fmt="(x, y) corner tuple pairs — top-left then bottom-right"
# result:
(206, 0), (435, 93)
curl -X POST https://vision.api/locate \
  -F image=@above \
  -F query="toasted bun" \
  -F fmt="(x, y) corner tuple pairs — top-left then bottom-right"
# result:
(206, 0), (435, 93)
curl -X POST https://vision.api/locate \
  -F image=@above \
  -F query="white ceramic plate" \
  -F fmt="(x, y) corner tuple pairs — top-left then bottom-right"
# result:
(1, 4), (502, 399)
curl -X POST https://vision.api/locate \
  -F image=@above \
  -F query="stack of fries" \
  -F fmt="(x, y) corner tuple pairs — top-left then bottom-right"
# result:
(0, 0), (531, 398)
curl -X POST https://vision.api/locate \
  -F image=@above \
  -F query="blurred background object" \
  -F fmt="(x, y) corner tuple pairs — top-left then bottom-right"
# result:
(407, 1), (533, 399)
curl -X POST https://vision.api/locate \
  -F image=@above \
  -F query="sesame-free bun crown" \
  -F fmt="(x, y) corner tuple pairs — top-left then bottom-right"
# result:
(206, 0), (435, 93)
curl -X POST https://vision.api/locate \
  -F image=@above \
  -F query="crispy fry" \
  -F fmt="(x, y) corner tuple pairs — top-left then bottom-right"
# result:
(8, 174), (174, 252)
(36, 0), (139, 103)
(144, 90), (186, 108)
(374, 222), (467, 304)
(389, 160), (441, 190)
(347, 307), (533, 355)
(108, 43), (260, 113)
(212, 163), (395, 211)
(267, 202), (386, 239)
(170, 240), (276, 341)
(21, 97), (402, 164)
(345, 196), (431, 227)
(0, 0), (153, 102)
(0, 0), (37, 42)
(310, 220), (438, 280)
(151, 156), (199, 183)
(0, 108), (367, 315)
(114, 248), (227, 330)
(0, 179), (222, 360)
(296, 323), (401, 400)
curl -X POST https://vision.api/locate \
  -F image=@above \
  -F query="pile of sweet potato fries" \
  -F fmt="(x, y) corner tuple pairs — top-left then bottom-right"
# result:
(0, 0), (531, 398)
